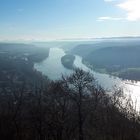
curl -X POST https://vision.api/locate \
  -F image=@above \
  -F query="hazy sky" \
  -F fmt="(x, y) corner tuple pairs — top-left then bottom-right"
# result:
(0, 0), (140, 41)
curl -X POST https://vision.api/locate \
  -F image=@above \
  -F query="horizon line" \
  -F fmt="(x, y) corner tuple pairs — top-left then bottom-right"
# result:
(0, 36), (140, 43)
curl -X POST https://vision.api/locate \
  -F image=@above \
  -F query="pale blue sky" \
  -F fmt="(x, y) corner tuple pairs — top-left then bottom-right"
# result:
(0, 0), (140, 41)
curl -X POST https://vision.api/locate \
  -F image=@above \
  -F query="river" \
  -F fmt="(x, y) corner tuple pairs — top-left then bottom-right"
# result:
(34, 47), (140, 109)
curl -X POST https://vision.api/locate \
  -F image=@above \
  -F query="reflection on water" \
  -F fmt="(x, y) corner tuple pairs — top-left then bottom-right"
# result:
(34, 47), (140, 110)
(74, 55), (122, 89)
(34, 48), (72, 80)
(124, 82), (140, 109)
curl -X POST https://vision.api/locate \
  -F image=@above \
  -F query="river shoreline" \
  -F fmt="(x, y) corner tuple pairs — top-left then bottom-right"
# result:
(34, 47), (140, 110)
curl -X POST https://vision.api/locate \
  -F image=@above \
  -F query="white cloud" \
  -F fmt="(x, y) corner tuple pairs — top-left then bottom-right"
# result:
(117, 0), (140, 21)
(97, 16), (122, 21)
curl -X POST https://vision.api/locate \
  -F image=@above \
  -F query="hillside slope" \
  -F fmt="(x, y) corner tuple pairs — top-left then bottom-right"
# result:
(71, 39), (140, 80)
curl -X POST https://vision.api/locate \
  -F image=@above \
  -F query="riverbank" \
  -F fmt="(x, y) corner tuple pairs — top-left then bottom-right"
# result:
(82, 59), (140, 81)
(34, 47), (140, 110)
(0, 43), (50, 89)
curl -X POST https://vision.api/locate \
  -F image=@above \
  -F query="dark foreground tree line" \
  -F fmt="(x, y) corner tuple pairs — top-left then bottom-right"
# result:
(0, 69), (140, 140)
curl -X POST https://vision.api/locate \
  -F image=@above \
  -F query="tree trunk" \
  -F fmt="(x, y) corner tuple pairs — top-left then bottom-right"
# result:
(78, 104), (83, 140)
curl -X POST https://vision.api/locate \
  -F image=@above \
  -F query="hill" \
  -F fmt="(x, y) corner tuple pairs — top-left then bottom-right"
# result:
(0, 43), (49, 88)
(71, 39), (140, 80)
(61, 54), (75, 69)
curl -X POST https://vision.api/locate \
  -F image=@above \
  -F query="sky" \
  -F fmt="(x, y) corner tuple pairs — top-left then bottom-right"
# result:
(0, 0), (140, 41)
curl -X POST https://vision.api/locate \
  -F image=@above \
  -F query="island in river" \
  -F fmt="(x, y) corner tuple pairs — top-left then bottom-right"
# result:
(61, 54), (75, 69)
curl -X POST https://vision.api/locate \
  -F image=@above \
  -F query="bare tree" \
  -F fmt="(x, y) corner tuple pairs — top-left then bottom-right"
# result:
(63, 68), (95, 140)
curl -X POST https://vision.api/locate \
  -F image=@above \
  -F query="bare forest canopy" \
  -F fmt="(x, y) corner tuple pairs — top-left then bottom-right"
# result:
(0, 43), (140, 140)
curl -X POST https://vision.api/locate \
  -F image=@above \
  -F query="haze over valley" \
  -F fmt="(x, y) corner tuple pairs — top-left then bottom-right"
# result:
(1, 0), (140, 139)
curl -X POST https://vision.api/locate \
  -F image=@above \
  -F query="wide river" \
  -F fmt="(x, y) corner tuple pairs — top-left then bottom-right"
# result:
(34, 47), (140, 109)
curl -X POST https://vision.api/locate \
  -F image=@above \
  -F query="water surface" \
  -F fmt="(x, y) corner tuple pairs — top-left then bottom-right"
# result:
(34, 47), (140, 109)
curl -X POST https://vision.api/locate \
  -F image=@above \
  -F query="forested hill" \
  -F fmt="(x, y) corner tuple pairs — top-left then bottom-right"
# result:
(0, 43), (50, 61)
(85, 46), (140, 78)
(86, 46), (140, 68)
(71, 39), (140, 80)
(0, 43), (49, 88)
(71, 39), (140, 58)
